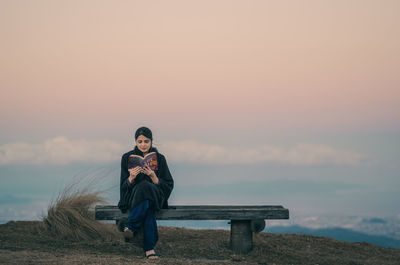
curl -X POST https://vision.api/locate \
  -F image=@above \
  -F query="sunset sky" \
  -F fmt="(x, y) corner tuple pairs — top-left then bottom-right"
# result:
(1, 1), (399, 223)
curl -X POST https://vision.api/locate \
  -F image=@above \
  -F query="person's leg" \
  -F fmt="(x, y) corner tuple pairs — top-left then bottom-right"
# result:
(143, 208), (159, 258)
(125, 200), (149, 232)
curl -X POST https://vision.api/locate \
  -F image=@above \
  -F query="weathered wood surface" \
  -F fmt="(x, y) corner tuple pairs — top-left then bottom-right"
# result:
(230, 220), (253, 253)
(95, 205), (289, 221)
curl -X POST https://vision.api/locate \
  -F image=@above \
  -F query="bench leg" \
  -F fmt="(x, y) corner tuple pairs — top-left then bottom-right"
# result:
(230, 220), (253, 254)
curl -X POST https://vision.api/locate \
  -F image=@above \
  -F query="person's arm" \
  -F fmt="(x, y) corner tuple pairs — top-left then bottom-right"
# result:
(156, 154), (174, 198)
(128, 167), (142, 184)
(118, 154), (130, 211)
(142, 166), (159, 184)
(120, 154), (131, 195)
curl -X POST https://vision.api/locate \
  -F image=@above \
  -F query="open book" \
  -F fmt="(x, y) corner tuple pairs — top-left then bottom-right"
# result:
(127, 152), (158, 171)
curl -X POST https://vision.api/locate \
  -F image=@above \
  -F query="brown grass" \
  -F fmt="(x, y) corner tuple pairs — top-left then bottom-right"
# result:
(42, 182), (115, 241)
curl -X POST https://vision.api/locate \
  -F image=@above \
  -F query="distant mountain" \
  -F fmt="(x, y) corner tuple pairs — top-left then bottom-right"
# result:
(267, 226), (400, 249)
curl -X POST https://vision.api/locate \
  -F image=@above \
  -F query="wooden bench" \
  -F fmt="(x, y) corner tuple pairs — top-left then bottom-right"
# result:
(95, 205), (289, 254)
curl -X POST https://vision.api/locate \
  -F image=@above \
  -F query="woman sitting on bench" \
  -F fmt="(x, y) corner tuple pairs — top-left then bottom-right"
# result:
(118, 126), (174, 259)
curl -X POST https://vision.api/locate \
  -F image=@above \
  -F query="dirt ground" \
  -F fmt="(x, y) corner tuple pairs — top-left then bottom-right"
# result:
(1, 221), (400, 265)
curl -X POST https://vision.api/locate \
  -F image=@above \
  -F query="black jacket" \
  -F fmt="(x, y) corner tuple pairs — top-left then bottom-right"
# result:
(118, 147), (174, 212)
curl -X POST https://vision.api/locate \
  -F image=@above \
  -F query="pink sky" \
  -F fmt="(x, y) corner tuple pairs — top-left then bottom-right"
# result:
(1, 1), (400, 223)
(1, 0), (399, 140)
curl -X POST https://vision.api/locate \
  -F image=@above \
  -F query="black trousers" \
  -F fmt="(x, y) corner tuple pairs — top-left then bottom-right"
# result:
(126, 200), (158, 251)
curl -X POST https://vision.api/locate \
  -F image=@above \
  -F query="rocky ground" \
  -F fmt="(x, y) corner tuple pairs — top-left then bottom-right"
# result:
(1, 221), (400, 265)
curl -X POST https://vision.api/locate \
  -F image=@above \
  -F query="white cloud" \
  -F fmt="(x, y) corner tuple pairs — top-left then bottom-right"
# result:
(0, 137), (366, 166)
(0, 137), (125, 165)
(160, 141), (366, 166)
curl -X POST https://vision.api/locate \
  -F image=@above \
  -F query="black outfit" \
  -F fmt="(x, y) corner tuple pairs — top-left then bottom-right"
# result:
(118, 147), (174, 213)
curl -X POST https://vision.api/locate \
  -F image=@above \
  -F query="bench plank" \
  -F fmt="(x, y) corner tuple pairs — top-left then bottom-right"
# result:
(95, 205), (289, 221)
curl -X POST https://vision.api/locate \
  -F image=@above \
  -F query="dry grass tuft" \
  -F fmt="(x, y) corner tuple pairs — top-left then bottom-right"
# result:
(42, 182), (116, 241)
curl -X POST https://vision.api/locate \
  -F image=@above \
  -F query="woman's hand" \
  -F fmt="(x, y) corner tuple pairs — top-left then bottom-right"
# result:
(128, 166), (142, 183)
(143, 166), (159, 184)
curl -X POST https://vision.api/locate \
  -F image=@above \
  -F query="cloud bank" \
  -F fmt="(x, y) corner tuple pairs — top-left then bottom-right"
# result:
(0, 137), (125, 165)
(161, 141), (366, 166)
(0, 137), (366, 166)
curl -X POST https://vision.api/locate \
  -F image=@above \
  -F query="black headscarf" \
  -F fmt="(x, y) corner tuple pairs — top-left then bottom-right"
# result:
(135, 126), (153, 141)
